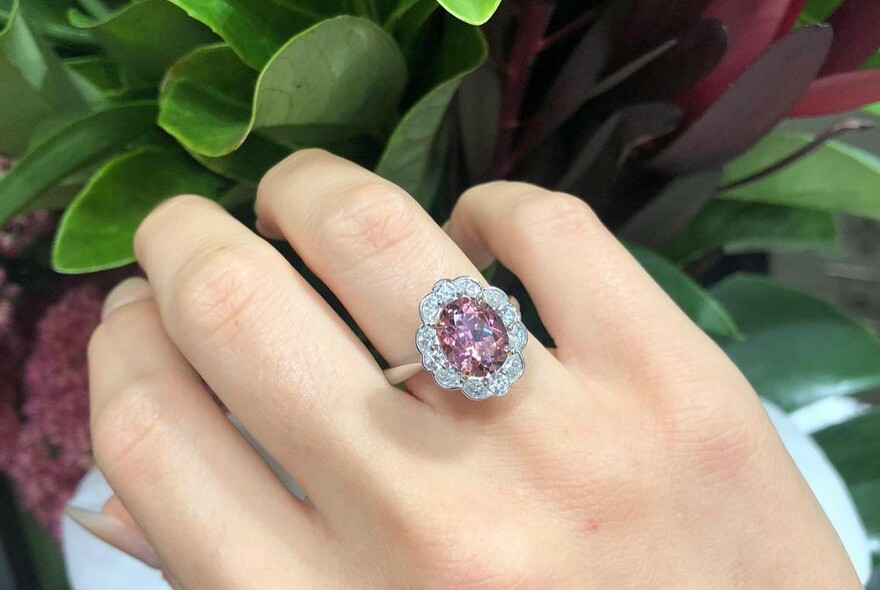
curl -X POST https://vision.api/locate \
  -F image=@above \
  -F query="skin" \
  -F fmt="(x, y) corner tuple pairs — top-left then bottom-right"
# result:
(86, 149), (862, 589)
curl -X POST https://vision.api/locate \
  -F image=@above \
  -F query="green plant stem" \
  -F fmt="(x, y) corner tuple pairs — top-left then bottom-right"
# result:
(489, 1), (556, 179)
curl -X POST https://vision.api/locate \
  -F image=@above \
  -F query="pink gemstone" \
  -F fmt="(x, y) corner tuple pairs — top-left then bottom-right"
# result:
(436, 296), (509, 377)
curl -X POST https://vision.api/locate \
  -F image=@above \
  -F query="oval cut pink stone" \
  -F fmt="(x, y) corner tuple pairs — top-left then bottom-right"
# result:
(436, 296), (509, 377)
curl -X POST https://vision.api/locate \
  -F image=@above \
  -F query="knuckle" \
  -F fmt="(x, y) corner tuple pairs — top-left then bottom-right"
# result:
(405, 522), (548, 590)
(168, 244), (279, 344)
(505, 192), (599, 243)
(661, 396), (768, 482)
(318, 181), (423, 266)
(91, 372), (180, 481)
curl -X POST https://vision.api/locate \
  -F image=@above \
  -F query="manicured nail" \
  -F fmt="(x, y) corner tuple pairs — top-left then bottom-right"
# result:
(102, 277), (152, 320)
(65, 506), (161, 568)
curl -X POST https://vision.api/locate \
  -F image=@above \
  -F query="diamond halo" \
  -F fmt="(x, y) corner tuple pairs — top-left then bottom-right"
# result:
(416, 277), (528, 400)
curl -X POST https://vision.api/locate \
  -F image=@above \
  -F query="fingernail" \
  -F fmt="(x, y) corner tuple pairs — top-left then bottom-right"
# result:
(102, 277), (152, 320)
(65, 506), (161, 568)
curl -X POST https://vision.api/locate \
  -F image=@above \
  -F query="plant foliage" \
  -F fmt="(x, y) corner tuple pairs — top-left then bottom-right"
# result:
(2, 0), (880, 579)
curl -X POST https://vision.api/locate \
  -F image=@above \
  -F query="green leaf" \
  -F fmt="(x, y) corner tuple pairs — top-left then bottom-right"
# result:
(436, 0), (500, 25)
(721, 132), (880, 220)
(814, 407), (880, 567)
(385, 0), (436, 34)
(68, 0), (216, 82)
(661, 199), (838, 264)
(0, 100), (157, 226)
(53, 146), (227, 273)
(627, 244), (740, 339)
(64, 55), (123, 95)
(710, 274), (880, 411)
(162, 0), (345, 69)
(15, 0), (93, 47)
(0, 0), (87, 155)
(159, 17), (407, 157)
(375, 20), (485, 205)
(19, 508), (69, 590)
(195, 135), (291, 186)
(158, 43), (255, 156)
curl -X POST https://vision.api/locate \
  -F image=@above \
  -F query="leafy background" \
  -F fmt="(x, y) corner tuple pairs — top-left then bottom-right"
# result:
(1, 0), (880, 587)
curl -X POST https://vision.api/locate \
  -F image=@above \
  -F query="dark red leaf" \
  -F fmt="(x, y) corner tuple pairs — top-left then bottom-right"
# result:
(558, 103), (681, 192)
(619, 170), (722, 248)
(791, 70), (880, 117)
(510, 3), (628, 164)
(624, 0), (712, 50)
(615, 19), (728, 103)
(820, 0), (880, 75)
(652, 25), (832, 175)
(679, 0), (800, 116)
(774, 0), (806, 40)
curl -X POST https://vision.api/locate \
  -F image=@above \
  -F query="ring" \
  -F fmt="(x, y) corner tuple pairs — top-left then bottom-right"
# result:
(385, 277), (528, 401)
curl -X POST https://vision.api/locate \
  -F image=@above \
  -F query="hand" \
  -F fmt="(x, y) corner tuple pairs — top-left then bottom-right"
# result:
(84, 150), (860, 589)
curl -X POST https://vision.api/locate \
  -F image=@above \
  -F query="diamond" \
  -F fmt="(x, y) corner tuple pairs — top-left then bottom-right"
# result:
(482, 287), (508, 310)
(436, 296), (509, 377)
(488, 372), (511, 396)
(462, 378), (490, 400)
(500, 304), (520, 326)
(508, 322), (528, 351)
(416, 325), (437, 353)
(432, 279), (458, 304)
(502, 353), (525, 381)
(434, 366), (463, 389)
(422, 349), (444, 371)
(453, 276), (482, 297)
(419, 293), (441, 323)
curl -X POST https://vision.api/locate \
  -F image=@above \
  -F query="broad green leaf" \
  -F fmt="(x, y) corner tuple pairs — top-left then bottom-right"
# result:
(159, 18), (407, 157)
(53, 147), (227, 273)
(0, 0), (87, 155)
(721, 132), (880, 220)
(159, 43), (255, 156)
(628, 244), (740, 339)
(814, 407), (880, 567)
(375, 20), (485, 205)
(711, 274), (880, 411)
(661, 199), (838, 264)
(0, 100), (157, 226)
(436, 0), (500, 25)
(68, 0), (216, 82)
(801, 0), (840, 22)
(195, 135), (291, 186)
(163, 0), (345, 69)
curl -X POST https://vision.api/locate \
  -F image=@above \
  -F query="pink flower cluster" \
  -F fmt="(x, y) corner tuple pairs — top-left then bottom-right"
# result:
(0, 206), (111, 538)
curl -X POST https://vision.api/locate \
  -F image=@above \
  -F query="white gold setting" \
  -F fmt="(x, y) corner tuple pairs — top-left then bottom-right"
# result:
(416, 277), (528, 400)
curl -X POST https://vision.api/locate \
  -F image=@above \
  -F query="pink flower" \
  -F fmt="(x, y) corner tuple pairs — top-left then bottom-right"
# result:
(0, 211), (53, 259)
(4, 284), (104, 537)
